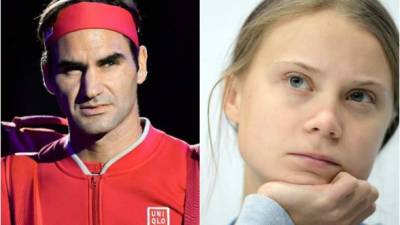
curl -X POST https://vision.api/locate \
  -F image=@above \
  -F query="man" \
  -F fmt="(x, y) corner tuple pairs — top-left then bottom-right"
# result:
(1, 1), (199, 225)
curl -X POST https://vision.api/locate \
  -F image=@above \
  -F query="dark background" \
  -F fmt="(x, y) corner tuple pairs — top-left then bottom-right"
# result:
(2, 0), (199, 144)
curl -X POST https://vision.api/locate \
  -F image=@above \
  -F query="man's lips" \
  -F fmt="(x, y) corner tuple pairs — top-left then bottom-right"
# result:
(288, 152), (340, 167)
(79, 104), (109, 116)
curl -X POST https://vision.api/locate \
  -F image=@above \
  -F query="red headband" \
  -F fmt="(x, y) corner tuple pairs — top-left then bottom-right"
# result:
(44, 2), (139, 47)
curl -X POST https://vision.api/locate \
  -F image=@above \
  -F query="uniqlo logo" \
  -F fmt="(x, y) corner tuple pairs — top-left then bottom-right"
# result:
(147, 207), (170, 225)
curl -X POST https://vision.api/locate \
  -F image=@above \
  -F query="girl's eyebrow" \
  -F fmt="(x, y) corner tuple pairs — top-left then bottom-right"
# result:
(350, 79), (388, 93)
(272, 60), (321, 74)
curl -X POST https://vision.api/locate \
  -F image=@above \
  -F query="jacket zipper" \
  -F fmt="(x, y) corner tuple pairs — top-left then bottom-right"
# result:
(91, 175), (100, 225)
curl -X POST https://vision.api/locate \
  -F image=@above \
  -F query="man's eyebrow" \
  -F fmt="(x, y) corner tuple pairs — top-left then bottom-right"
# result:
(57, 60), (86, 71)
(272, 60), (321, 73)
(97, 53), (126, 66)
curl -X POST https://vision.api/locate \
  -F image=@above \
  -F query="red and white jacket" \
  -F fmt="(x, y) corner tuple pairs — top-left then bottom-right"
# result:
(2, 116), (199, 225)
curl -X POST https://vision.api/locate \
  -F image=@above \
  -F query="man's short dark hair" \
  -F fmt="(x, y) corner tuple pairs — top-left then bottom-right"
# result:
(38, 0), (141, 71)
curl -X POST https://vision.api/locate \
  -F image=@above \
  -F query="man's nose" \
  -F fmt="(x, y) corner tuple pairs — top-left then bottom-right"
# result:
(303, 104), (343, 140)
(81, 68), (103, 99)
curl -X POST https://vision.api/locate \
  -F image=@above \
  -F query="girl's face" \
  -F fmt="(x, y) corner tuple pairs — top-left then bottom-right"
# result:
(225, 9), (394, 186)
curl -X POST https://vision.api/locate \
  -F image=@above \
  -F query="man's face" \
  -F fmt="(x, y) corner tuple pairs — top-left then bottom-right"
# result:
(47, 29), (144, 135)
(225, 10), (394, 186)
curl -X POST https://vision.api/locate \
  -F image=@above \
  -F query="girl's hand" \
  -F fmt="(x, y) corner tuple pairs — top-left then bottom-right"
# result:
(257, 171), (378, 225)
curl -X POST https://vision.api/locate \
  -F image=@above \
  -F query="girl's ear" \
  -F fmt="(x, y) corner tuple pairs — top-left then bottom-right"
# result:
(223, 74), (242, 125)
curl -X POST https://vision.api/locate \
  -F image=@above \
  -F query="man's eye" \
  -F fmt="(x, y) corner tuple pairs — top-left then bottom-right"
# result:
(59, 66), (82, 74)
(346, 90), (375, 104)
(287, 74), (311, 90)
(103, 60), (117, 68)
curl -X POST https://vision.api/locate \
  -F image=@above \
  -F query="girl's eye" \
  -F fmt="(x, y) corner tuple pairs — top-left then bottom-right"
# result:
(346, 90), (374, 104)
(288, 74), (311, 90)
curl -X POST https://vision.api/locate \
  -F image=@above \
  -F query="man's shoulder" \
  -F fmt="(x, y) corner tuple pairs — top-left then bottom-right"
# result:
(151, 126), (199, 156)
(1, 153), (40, 178)
(2, 153), (38, 165)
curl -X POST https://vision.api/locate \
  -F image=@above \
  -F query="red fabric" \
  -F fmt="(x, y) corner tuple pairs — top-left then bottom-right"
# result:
(45, 2), (139, 47)
(184, 145), (199, 225)
(2, 125), (199, 225)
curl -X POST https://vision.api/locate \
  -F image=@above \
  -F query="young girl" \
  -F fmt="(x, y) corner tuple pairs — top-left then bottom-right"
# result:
(205, 0), (398, 224)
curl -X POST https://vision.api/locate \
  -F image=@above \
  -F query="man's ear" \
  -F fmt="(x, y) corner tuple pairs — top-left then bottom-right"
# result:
(41, 62), (56, 95)
(223, 74), (242, 125)
(137, 45), (148, 84)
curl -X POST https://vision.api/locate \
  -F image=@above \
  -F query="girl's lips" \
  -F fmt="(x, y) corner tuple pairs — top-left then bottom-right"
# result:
(288, 152), (340, 168)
